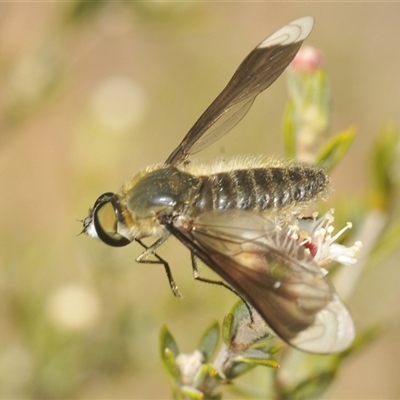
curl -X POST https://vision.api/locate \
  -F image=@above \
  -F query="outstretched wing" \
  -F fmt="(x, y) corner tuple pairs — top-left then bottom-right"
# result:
(168, 210), (354, 354)
(166, 16), (314, 165)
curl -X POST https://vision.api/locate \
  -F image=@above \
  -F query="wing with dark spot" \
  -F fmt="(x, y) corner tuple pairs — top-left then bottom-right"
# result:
(166, 17), (314, 165)
(168, 209), (354, 353)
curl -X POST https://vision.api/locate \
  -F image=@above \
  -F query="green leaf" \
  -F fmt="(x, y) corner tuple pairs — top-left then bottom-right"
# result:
(236, 355), (279, 369)
(222, 313), (234, 346)
(160, 324), (179, 357)
(193, 363), (223, 388)
(198, 320), (220, 362)
(369, 124), (399, 210)
(369, 219), (400, 266)
(340, 324), (382, 359)
(276, 326), (380, 400)
(239, 356), (279, 369)
(305, 70), (330, 121)
(268, 344), (283, 355)
(282, 68), (331, 161)
(159, 325), (180, 382)
(316, 126), (357, 172)
(162, 348), (181, 384)
(281, 369), (337, 400)
(229, 301), (252, 336)
(227, 361), (257, 380)
(235, 348), (279, 368)
(180, 385), (205, 400)
(62, 0), (105, 26)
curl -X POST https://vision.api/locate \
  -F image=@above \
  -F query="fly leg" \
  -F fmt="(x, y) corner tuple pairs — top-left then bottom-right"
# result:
(190, 252), (254, 322)
(135, 236), (183, 298)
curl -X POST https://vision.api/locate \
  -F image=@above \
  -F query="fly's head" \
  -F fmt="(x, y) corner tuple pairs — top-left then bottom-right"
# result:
(82, 192), (132, 247)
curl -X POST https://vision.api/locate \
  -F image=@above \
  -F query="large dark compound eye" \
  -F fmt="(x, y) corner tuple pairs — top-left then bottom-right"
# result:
(92, 192), (131, 247)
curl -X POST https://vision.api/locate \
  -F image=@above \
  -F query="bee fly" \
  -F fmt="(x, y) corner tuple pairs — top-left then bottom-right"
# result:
(83, 17), (355, 353)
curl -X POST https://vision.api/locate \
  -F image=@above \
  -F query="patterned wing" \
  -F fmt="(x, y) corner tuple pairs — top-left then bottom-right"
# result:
(166, 17), (314, 165)
(169, 210), (354, 353)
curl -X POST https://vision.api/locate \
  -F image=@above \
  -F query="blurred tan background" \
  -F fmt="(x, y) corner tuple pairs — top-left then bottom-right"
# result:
(1, 2), (400, 399)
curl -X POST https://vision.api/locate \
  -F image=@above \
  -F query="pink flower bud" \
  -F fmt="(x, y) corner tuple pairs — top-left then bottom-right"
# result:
(291, 46), (324, 72)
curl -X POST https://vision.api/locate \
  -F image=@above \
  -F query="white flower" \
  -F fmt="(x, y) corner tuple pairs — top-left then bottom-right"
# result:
(296, 209), (362, 268)
(175, 350), (204, 385)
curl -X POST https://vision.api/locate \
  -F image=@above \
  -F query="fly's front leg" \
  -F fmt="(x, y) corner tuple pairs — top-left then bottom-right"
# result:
(191, 252), (254, 322)
(135, 236), (183, 298)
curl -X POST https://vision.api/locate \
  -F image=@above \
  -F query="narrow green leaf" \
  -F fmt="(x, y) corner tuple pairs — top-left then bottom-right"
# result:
(162, 348), (181, 382)
(193, 363), (223, 388)
(369, 220), (400, 266)
(180, 385), (204, 400)
(160, 324), (179, 357)
(282, 68), (331, 161)
(198, 320), (220, 362)
(222, 313), (234, 346)
(340, 324), (382, 359)
(369, 124), (399, 210)
(316, 126), (357, 172)
(159, 325), (180, 382)
(222, 300), (253, 346)
(282, 370), (337, 400)
(62, 1), (105, 25)
(277, 326), (380, 400)
(304, 70), (330, 123)
(237, 354), (279, 368)
(268, 345), (283, 355)
(239, 357), (279, 368)
(235, 349), (279, 368)
(231, 301), (252, 325)
(228, 361), (256, 379)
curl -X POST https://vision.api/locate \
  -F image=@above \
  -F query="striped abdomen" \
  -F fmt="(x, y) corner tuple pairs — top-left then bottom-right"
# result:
(193, 166), (328, 213)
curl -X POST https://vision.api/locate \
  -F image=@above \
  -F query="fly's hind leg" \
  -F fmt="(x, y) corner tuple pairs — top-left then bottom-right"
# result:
(135, 236), (182, 298)
(190, 252), (254, 322)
